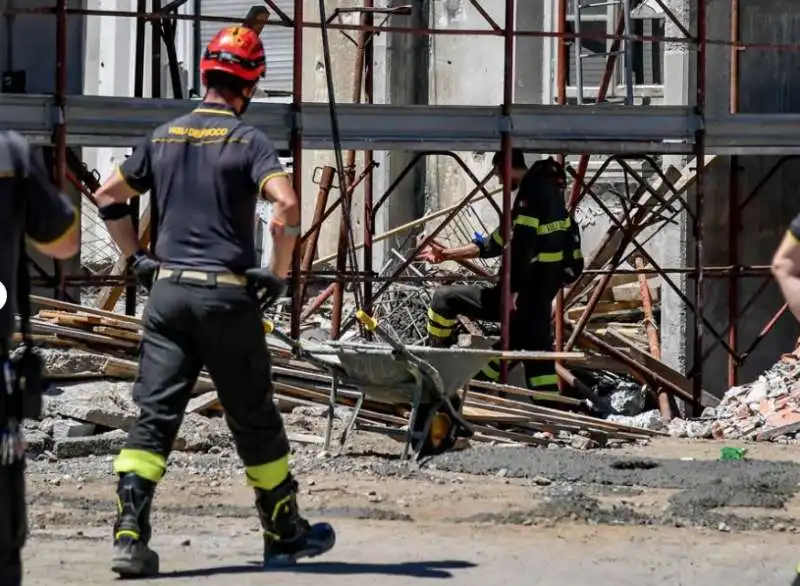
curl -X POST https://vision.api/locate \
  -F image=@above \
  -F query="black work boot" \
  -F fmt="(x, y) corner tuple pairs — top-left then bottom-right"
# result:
(111, 473), (160, 577)
(255, 475), (335, 566)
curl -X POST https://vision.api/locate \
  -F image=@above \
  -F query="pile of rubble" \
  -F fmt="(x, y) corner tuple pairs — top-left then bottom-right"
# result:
(692, 351), (800, 443)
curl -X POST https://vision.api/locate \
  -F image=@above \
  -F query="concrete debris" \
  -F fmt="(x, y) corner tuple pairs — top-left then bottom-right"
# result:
(43, 381), (138, 431)
(679, 350), (800, 442)
(605, 409), (667, 431)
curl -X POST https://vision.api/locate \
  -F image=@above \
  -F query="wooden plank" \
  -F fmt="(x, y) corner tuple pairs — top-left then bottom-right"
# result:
(186, 391), (221, 413)
(93, 326), (143, 343)
(11, 333), (74, 347)
(565, 300), (642, 322)
(38, 310), (104, 326)
(95, 203), (152, 311)
(612, 279), (661, 302)
(31, 295), (142, 325)
(102, 357), (216, 393)
(30, 319), (139, 349)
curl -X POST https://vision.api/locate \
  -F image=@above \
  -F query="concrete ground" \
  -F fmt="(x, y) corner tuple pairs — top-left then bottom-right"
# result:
(23, 521), (800, 585)
(19, 437), (800, 585)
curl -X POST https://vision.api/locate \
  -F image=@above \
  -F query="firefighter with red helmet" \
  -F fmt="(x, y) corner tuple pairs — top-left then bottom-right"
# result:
(93, 26), (335, 577)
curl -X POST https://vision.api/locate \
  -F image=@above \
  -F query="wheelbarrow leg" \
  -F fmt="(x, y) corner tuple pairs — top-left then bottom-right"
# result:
(412, 401), (441, 463)
(323, 379), (340, 453)
(338, 392), (365, 453)
(403, 386), (424, 461)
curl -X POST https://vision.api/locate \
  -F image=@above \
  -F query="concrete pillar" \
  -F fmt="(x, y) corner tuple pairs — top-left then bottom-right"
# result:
(658, 0), (691, 375)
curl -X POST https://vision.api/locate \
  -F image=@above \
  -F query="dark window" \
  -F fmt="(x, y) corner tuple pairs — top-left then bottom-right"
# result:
(565, 19), (609, 87)
(566, 15), (665, 88)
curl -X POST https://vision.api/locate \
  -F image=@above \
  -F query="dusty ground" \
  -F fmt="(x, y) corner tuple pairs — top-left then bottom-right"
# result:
(19, 432), (800, 584)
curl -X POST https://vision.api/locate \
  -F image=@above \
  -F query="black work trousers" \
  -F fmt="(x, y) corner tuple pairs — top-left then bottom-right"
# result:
(427, 284), (559, 391)
(124, 277), (289, 468)
(0, 458), (25, 586)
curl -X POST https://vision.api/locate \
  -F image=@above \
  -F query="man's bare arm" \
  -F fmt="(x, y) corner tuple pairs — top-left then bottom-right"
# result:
(772, 231), (800, 321)
(440, 243), (481, 261)
(95, 170), (142, 258)
(263, 174), (300, 278)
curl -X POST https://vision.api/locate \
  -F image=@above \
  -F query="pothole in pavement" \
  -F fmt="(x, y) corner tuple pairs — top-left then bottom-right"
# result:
(609, 459), (660, 471)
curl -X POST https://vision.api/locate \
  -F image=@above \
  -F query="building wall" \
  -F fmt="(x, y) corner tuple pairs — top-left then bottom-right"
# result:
(427, 0), (511, 245)
(686, 0), (800, 395)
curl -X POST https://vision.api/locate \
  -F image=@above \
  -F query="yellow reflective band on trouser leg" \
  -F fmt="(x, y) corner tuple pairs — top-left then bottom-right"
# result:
(427, 323), (453, 338)
(528, 374), (560, 389)
(427, 308), (457, 328)
(113, 449), (167, 483)
(246, 454), (290, 491)
(427, 308), (456, 339)
(480, 359), (501, 381)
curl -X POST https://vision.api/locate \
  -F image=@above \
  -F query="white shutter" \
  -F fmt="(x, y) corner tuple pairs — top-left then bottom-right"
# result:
(199, 0), (294, 95)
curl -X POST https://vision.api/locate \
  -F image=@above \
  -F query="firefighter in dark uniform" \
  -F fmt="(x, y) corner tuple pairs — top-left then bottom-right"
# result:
(0, 131), (79, 586)
(419, 149), (583, 395)
(93, 27), (334, 577)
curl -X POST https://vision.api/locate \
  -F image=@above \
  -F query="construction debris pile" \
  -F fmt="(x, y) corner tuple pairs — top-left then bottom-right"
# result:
(675, 346), (800, 443)
(17, 295), (672, 460)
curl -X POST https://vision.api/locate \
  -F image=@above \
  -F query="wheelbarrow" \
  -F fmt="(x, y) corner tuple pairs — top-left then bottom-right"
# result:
(264, 311), (499, 461)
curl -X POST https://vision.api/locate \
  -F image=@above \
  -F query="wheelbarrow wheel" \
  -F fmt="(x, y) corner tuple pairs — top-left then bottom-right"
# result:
(412, 398), (473, 458)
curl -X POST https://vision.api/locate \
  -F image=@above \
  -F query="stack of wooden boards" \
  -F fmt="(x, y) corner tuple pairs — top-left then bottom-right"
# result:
(565, 272), (660, 352)
(24, 295), (669, 447)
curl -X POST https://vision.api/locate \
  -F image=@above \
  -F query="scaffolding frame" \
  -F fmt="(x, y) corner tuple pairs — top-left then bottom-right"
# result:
(3, 0), (798, 414)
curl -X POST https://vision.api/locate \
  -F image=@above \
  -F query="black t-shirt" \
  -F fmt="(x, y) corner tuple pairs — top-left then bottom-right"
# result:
(790, 213), (800, 241)
(118, 102), (288, 273)
(0, 131), (78, 344)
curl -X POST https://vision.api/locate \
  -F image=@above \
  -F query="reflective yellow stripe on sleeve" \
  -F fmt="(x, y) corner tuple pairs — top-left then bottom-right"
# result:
(491, 229), (503, 245)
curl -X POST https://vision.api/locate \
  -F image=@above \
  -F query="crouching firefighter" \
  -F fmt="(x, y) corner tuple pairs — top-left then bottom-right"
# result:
(0, 131), (80, 586)
(417, 149), (583, 435)
(94, 26), (335, 577)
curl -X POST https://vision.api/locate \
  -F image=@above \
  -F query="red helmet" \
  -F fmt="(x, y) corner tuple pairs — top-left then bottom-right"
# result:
(200, 26), (266, 83)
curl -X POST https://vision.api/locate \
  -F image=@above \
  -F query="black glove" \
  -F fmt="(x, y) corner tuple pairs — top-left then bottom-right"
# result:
(245, 267), (288, 310)
(127, 249), (160, 291)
